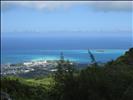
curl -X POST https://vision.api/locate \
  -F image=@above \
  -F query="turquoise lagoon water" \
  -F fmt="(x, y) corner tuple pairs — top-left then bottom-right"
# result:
(1, 49), (127, 64)
(1, 37), (131, 64)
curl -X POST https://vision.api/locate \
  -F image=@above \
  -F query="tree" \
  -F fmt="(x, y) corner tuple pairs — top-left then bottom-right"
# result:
(52, 52), (76, 100)
(88, 49), (98, 67)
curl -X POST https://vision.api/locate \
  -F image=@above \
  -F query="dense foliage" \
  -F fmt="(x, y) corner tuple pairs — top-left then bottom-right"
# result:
(1, 48), (133, 100)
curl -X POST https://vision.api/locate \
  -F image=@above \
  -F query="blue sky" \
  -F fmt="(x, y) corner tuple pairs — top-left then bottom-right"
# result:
(1, 1), (133, 38)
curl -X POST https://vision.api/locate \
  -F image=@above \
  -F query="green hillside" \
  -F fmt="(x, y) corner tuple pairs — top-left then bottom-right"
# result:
(1, 48), (133, 100)
(116, 48), (133, 65)
(1, 76), (52, 100)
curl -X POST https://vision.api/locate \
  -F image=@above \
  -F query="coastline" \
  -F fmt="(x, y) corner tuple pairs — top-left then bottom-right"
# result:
(1, 49), (126, 64)
(1, 60), (58, 77)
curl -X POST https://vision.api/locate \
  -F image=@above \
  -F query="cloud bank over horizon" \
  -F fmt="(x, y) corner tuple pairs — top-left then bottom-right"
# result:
(1, 1), (132, 49)
(1, 1), (133, 12)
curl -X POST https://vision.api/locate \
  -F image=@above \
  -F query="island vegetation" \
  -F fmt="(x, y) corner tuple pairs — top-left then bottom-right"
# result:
(1, 48), (133, 100)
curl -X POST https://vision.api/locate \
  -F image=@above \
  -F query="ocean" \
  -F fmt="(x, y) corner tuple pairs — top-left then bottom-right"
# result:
(1, 37), (130, 64)
(1, 49), (126, 64)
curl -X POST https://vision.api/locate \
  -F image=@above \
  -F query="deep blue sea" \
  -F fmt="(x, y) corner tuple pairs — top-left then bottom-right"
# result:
(1, 37), (130, 64)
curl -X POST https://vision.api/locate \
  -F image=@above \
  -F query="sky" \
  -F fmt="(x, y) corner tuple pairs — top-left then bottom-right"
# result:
(1, 1), (133, 38)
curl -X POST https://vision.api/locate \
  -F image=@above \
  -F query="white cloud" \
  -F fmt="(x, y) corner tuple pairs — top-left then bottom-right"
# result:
(1, 1), (133, 12)
(90, 1), (133, 12)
